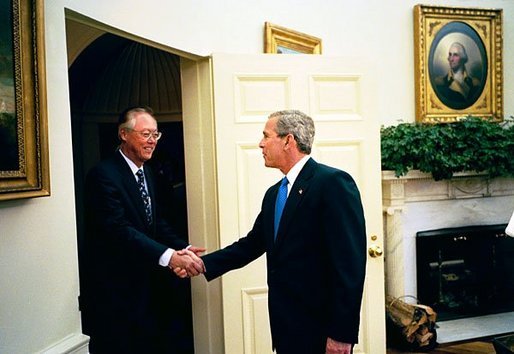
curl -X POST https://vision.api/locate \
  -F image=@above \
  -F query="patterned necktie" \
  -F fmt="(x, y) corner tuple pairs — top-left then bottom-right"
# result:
(136, 169), (152, 224)
(274, 177), (289, 239)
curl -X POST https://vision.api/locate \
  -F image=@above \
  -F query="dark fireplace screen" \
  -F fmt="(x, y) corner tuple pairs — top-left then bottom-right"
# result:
(416, 223), (514, 321)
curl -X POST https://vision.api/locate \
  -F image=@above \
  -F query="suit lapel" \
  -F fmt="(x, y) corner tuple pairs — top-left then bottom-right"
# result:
(273, 158), (317, 248)
(113, 153), (150, 228)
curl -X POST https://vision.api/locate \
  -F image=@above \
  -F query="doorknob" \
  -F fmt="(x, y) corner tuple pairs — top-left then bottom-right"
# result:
(368, 245), (383, 258)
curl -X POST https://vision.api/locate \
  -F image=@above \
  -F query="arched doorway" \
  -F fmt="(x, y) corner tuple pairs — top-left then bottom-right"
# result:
(66, 22), (194, 352)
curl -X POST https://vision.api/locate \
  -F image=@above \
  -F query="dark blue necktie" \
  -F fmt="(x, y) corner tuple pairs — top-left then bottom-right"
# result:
(136, 169), (152, 224)
(274, 177), (288, 239)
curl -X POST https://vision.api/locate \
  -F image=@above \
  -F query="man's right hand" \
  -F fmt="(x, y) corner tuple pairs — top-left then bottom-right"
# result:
(169, 249), (205, 277)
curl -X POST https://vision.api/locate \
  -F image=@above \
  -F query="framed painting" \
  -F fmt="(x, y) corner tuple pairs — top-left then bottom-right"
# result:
(0, 0), (49, 201)
(264, 22), (322, 54)
(414, 5), (503, 123)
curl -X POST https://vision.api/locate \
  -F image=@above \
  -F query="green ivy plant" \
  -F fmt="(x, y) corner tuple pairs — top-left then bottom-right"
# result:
(381, 116), (514, 181)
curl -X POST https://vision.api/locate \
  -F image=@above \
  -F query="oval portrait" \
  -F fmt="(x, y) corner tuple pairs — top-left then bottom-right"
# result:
(428, 21), (487, 110)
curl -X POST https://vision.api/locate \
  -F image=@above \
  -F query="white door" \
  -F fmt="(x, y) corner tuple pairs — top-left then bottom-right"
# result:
(183, 53), (385, 354)
(210, 53), (386, 354)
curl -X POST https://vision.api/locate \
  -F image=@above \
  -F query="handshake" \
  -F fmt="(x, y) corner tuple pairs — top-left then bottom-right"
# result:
(168, 246), (206, 278)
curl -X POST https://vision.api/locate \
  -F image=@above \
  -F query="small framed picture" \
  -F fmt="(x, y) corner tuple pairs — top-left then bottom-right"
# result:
(264, 22), (322, 54)
(414, 5), (503, 123)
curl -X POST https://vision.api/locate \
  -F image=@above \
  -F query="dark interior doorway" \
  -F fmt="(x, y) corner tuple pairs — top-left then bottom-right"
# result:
(67, 29), (194, 351)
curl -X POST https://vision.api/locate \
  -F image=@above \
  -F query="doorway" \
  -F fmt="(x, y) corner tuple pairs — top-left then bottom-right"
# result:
(65, 16), (387, 353)
(66, 24), (194, 351)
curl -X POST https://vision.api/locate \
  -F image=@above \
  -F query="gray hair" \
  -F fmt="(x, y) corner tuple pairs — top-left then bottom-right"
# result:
(449, 42), (468, 64)
(269, 110), (315, 154)
(117, 106), (155, 139)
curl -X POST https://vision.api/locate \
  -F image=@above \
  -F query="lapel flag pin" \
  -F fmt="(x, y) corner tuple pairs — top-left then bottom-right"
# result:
(299, 189), (303, 195)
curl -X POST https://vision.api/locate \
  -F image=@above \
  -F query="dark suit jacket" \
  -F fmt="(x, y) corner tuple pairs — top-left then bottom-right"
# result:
(434, 72), (481, 110)
(82, 151), (190, 353)
(203, 158), (367, 353)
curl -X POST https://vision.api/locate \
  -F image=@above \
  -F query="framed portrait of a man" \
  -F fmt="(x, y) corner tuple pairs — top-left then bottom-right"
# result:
(414, 5), (503, 123)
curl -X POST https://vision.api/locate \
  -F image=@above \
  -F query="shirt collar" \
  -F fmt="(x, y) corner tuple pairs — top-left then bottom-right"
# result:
(119, 149), (144, 178)
(284, 155), (310, 188)
(447, 68), (469, 80)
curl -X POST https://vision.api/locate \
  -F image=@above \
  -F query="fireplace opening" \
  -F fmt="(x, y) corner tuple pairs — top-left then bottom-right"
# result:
(416, 223), (514, 322)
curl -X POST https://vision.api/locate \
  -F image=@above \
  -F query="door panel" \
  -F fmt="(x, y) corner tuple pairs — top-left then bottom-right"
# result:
(186, 53), (385, 354)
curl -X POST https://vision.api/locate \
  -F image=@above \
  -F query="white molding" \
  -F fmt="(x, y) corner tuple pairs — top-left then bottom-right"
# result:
(382, 170), (514, 204)
(241, 287), (270, 354)
(40, 333), (89, 354)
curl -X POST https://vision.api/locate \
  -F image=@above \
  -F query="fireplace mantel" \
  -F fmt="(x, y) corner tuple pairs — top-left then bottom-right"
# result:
(382, 170), (514, 299)
(382, 170), (514, 206)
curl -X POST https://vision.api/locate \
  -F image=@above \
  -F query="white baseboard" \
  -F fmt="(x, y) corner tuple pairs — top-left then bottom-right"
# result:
(40, 333), (90, 354)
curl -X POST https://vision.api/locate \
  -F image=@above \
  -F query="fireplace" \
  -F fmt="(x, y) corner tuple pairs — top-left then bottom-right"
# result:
(416, 223), (514, 322)
(382, 171), (514, 342)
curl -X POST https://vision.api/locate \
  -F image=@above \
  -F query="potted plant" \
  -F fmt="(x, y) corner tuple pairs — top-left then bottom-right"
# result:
(381, 116), (514, 181)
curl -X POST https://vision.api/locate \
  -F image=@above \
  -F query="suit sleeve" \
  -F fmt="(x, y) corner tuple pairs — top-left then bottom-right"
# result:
(85, 165), (174, 265)
(154, 217), (189, 250)
(202, 209), (267, 281)
(323, 170), (367, 344)
(146, 167), (189, 251)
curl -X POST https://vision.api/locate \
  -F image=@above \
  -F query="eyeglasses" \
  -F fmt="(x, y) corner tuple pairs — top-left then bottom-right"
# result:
(130, 129), (162, 141)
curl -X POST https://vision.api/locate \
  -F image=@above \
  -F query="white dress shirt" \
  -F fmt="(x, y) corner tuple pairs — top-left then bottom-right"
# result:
(283, 155), (311, 196)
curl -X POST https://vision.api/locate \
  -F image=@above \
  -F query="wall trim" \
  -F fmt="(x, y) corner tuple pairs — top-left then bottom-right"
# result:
(40, 333), (89, 354)
(382, 170), (514, 209)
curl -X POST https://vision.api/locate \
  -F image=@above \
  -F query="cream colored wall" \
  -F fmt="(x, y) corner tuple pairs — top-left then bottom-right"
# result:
(0, 0), (512, 353)
(60, 0), (514, 126)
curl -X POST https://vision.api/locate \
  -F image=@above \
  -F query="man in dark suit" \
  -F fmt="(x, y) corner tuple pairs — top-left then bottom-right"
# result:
(200, 110), (367, 354)
(82, 106), (205, 353)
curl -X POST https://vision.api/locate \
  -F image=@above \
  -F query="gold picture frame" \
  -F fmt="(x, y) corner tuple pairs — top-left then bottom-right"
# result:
(264, 22), (322, 54)
(414, 5), (503, 123)
(0, 0), (49, 201)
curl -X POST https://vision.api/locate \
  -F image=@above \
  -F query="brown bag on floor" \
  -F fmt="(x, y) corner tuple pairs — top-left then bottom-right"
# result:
(386, 295), (438, 352)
